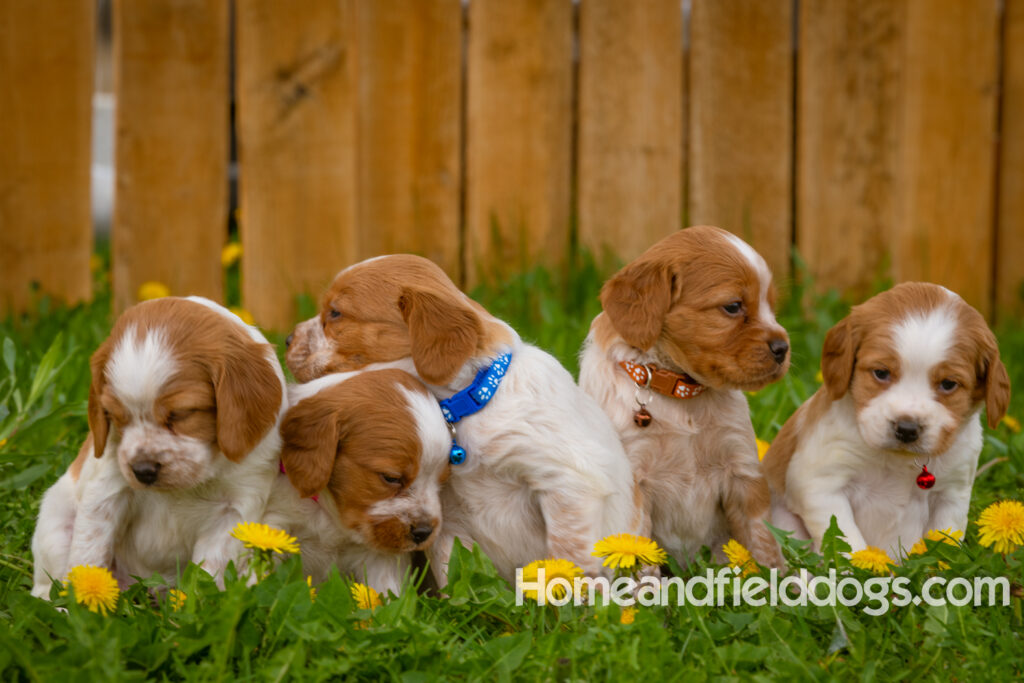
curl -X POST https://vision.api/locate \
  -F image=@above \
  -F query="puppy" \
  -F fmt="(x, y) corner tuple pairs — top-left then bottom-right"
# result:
(285, 254), (640, 583)
(32, 297), (286, 597)
(763, 282), (1010, 557)
(578, 226), (789, 568)
(263, 369), (451, 594)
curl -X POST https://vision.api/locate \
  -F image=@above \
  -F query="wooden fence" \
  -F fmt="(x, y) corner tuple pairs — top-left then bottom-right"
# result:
(2, 0), (1022, 330)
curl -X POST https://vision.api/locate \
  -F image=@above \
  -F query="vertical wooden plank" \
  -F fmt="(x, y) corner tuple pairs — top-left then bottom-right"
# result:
(997, 0), (1024, 318)
(236, 0), (358, 331)
(112, 0), (228, 313)
(0, 1), (93, 315)
(895, 0), (999, 318)
(357, 0), (462, 280)
(689, 0), (793, 281)
(577, 0), (683, 264)
(797, 0), (904, 299)
(465, 0), (573, 286)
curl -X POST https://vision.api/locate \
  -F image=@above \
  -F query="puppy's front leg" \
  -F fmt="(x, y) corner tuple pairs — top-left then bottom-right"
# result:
(363, 554), (411, 597)
(192, 499), (258, 586)
(722, 475), (784, 568)
(796, 492), (868, 553)
(66, 461), (131, 575)
(538, 489), (605, 576)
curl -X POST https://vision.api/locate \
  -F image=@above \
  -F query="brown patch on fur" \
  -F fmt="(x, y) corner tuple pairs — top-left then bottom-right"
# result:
(279, 369), (439, 553)
(88, 298), (282, 462)
(69, 433), (93, 482)
(286, 255), (514, 383)
(761, 389), (831, 496)
(599, 226), (788, 391)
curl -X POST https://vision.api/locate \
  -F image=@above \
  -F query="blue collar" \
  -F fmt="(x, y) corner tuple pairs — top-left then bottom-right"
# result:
(438, 353), (511, 465)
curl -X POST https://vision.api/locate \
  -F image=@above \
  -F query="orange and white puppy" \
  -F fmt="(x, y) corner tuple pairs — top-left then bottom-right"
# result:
(31, 297), (286, 597)
(263, 369), (451, 594)
(763, 283), (1009, 557)
(579, 226), (789, 568)
(285, 255), (640, 582)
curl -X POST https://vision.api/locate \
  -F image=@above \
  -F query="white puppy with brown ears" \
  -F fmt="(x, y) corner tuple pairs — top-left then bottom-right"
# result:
(284, 254), (642, 583)
(579, 226), (789, 569)
(32, 297), (286, 597)
(763, 282), (1010, 558)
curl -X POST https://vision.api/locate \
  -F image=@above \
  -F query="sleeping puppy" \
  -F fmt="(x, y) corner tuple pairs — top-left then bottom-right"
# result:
(32, 297), (286, 597)
(263, 369), (451, 594)
(763, 282), (1010, 557)
(284, 254), (641, 583)
(578, 226), (788, 568)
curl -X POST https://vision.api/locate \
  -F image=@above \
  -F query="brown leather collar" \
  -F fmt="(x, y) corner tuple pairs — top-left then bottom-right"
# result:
(618, 360), (706, 400)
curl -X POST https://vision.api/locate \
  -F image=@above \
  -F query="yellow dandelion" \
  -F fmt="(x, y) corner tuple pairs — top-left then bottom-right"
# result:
(722, 539), (759, 577)
(849, 546), (894, 575)
(63, 565), (119, 615)
(620, 606), (637, 625)
(815, 369), (824, 383)
(307, 576), (317, 602)
(756, 438), (770, 461)
(137, 281), (170, 301)
(351, 583), (382, 610)
(229, 306), (255, 325)
(89, 254), (103, 273)
(909, 528), (963, 557)
(0, 438), (7, 449)
(168, 588), (187, 611)
(977, 500), (1024, 554)
(592, 533), (667, 570)
(520, 558), (584, 602)
(221, 242), (243, 268)
(230, 522), (300, 555)
(1001, 415), (1022, 434)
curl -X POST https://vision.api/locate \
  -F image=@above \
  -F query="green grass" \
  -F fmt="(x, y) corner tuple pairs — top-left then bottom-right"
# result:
(1, 257), (1022, 680)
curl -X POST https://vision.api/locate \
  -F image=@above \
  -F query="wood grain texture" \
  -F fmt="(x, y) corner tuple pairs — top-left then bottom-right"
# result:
(797, 0), (903, 299)
(997, 0), (1024, 318)
(894, 0), (999, 318)
(112, 0), (228, 313)
(689, 0), (793, 282)
(0, 1), (93, 315)
(577, 0), (683, 264)
(356, 0), (462, 281)
(236, 0), (358, 331)
(465, 0), (573, 286)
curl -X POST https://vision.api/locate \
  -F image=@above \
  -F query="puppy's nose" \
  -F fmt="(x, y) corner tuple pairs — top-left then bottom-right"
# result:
(768, 338), (789, 364)
(285, 333), (294, 348)
(410, 524), (434, 545)
(894, 419), (921, 444)
(131, 461), (161, 485)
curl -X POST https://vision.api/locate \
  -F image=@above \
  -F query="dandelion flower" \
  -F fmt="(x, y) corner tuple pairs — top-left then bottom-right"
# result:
(849, 546), (894, 575)
(229, 306), (255, 325)
(520, 558), (584, 602)
(722, 539), (759, 577)
(307, 576), (317, 602)
(592, 534), (667, 570)
(1001, 415), (1021, 434)
(64, 565), (119, 615)
(231, 522), (299, 555)
(221, 242), (243, 268)
(137, 281), (170, 301)
(909, 528), (963, 556)
(168, 588), (187, 611)
(756, 438), (770, 461)
(620, 606), (637, 625)
(351, 583), (382, 610)
(977, 500), (1024, 554)
(815, 369), (824, 384)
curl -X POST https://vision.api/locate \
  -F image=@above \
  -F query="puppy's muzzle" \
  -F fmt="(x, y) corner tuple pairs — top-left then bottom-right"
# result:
(410, 523), (435, 546)
(893, 418), (922, 444)
(131, 461), (161, 486)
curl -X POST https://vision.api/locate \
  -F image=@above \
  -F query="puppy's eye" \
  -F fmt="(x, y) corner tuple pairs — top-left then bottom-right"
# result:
(721, 301), (744, 316)
(872, 368), (891, 382)
(938, 379), (958, 393)
(328, 309), (342, 320)
(380, 473), (402, 486)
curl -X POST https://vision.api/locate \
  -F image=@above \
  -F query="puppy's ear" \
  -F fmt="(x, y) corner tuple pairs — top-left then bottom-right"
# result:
(398, 287), (482, 386)
(822, 316), (856, 401)
(600, 261), (673, 351)
(214, 338), (282, 462)
(279, 398), (338, 498)
(87, 340), (112, 458)
(979, 339), (1010, 429)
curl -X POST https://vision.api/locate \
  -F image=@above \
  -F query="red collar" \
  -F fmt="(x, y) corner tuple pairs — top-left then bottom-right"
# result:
(618, 360), (706, 400)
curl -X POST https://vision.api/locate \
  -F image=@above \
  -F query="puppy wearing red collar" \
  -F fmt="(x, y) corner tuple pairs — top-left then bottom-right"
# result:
(763, 283), (1009, 557)
(579, 226), (789, 568)
(284, 254), (641, 583)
